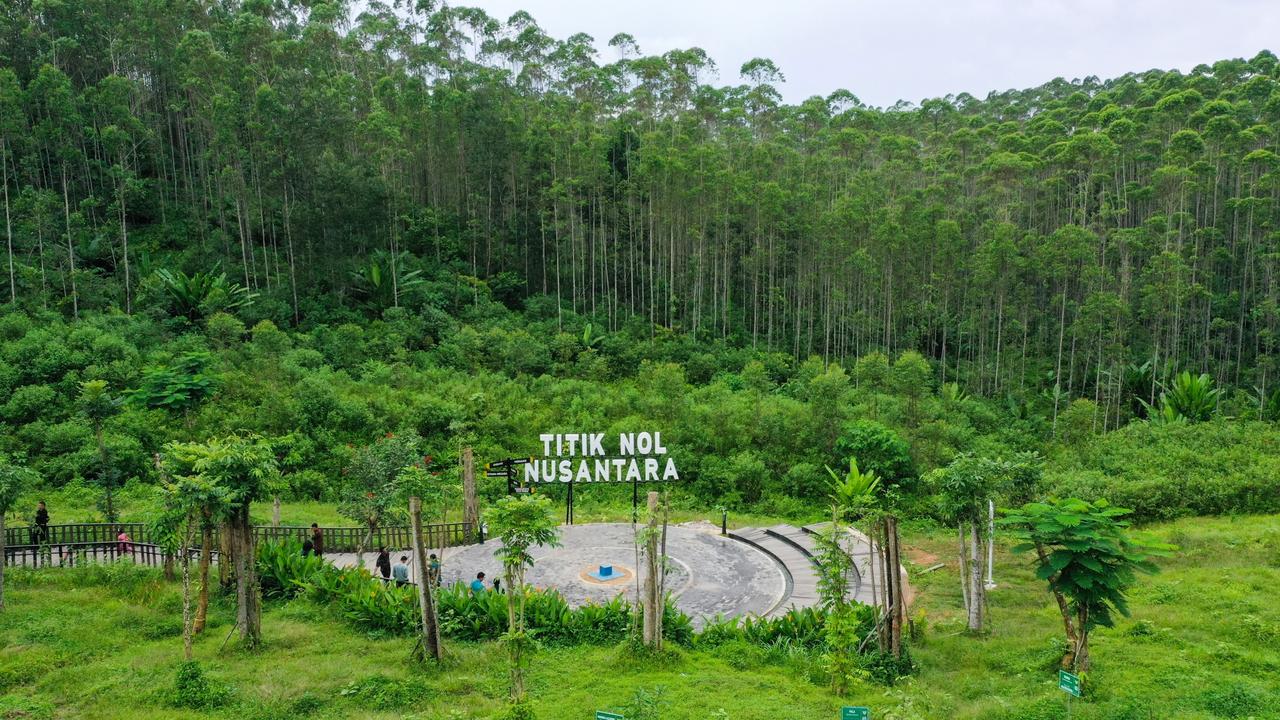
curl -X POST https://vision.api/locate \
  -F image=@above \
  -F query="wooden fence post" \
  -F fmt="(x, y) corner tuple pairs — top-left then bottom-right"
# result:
(462, 447), (478, 542)
(409, 496), (442, 661)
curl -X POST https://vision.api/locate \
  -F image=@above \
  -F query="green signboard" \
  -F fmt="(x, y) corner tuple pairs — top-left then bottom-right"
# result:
(1058, 669), (1082, 698)
(595, 712), (624, 720)
(841, 707), (870, 720)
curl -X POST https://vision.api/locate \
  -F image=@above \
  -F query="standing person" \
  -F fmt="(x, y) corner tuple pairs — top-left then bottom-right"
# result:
(428, 553), (441, 587)
(33, 501), (51, 566)
(32, 501), (50, 544)
(392, 555), (410, 587)
(116, 528), (132, 556)
(470, 571), (486, 596)
(375, 546), (392, 581)
(310, 523), (324, 557)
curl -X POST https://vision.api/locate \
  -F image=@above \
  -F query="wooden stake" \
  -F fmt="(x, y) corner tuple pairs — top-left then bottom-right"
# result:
(409, 496), (442, 661)
(461, 447), (478, 541)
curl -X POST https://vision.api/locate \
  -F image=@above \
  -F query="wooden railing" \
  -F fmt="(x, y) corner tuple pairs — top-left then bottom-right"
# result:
(3, 541), (175, 568)
(4, 521), (480, 567)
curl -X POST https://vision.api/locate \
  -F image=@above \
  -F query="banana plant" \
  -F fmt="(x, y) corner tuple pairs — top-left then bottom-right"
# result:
(152, 266), (254, 321)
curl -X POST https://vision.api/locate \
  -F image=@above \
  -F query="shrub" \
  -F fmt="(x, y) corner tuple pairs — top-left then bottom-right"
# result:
(833, 420), (917, 492)
(337, 674), (439, 709)
(257, 538), (328, 598)
(1200, 681), (1267, 718)
(694, 606), (845, 650)
(1048, 420), (1280, 520)
(170, 661), (231, 709)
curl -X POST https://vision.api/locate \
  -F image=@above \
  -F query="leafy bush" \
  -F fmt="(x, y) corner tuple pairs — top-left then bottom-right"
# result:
(170, 661), (231, 709)
(695, 606), (852, 650)
(257, 538), (328, 598)
(337, 674), (439, 709)
(1200, 681), (1268, 718)
(1049, 420), (1280, 520)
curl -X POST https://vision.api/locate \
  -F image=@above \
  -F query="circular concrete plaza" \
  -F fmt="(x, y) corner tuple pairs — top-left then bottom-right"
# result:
(437, 523), (785, 622)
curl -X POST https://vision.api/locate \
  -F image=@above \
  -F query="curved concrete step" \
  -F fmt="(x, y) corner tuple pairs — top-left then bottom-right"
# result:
(727, 527), (795, 616)
(764, 525), (817, 557)
(731, 526), (822, 616)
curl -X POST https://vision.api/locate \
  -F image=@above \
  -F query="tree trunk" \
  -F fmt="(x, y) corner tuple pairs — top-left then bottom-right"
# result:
(642, 491), (661, 648)
(231, 505), (260, 648)
(462, 448), (478, 542)
(0, 509), (6, 612)
(957, 522), (969, 617)
(181, 511), (196, 660)
(194, 517), (211, 634)
(967, 522), (984, 632)
(1035, 542), (1078, 669)
(1074, 607), (1090, 672)
(888, 515), (905, 658)
(408, 497), (442, 661)
(2, 141), (15, 304)
(271, 496), (280, 527)
(357, 521), (375, 569)
(60, 164), (79, 318)
(218, 521), (232, 589)
(503, 562), (523, 702)
(118, 171), (131, 313)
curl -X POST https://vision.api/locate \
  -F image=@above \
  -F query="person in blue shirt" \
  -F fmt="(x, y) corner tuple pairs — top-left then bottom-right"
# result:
(392, 556), (410, 586)
(470, 571), (486, 595)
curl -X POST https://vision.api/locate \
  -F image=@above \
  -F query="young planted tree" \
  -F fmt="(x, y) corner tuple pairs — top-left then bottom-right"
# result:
(933, 454), (1002, 633)
(161, 442), (234, 636)
(484, 494), (561, 712)
(817, 457), (879, 693)
(77, 380), (121, 522)
(152, 451), (230, 660)
(833, 422), (915, 660)
(399, 460), (459, 663)
(0, 455), (38, 612)
(1003, 498), (1170, 672)
(638, 491), (665, 649)
(338, 431), (424, 567)
(188, 434), (279, 649)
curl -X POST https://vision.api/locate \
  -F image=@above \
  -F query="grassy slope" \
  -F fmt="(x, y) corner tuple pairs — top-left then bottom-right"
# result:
(1, 515), (1278, 720)
(5, 486), (806, 533)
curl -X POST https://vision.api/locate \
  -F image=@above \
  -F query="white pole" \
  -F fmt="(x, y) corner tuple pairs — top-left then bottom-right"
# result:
(985, 498), (997, 589)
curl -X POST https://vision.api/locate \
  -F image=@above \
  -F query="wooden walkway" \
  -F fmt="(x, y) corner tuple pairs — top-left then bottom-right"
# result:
(3, 522), (479, 570)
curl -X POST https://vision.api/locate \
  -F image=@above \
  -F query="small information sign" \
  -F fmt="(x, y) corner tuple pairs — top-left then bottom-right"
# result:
(841, 707), (870, 720)
(595, 712), (624, 720)
(1058, 669), (1082, 698)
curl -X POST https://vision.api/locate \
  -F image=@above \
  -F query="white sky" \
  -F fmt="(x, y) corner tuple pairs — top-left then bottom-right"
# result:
(463, 0), (1280, 107)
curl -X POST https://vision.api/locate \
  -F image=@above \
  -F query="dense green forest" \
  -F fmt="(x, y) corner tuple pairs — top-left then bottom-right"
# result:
(1, 1), (1279, 517)
(3, 3), (1280, 419)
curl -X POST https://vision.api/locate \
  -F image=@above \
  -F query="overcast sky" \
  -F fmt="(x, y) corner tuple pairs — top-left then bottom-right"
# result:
(464, 0), (1279, 107)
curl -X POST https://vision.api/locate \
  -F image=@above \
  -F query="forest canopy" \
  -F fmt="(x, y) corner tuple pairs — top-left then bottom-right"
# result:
(1, 2), (1279, 512)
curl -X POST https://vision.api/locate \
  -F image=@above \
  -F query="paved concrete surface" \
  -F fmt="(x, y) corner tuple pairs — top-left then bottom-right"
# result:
(434, 523), (786, 625)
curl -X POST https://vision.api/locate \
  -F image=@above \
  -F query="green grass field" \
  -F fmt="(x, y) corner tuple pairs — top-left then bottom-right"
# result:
(1, 515), (1277, 719)
(6, 484), (814, 534)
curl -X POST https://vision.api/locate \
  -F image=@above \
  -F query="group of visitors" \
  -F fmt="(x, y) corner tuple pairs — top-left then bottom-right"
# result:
(469, 571), (501, 595)
(373, 547), (444, 587)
